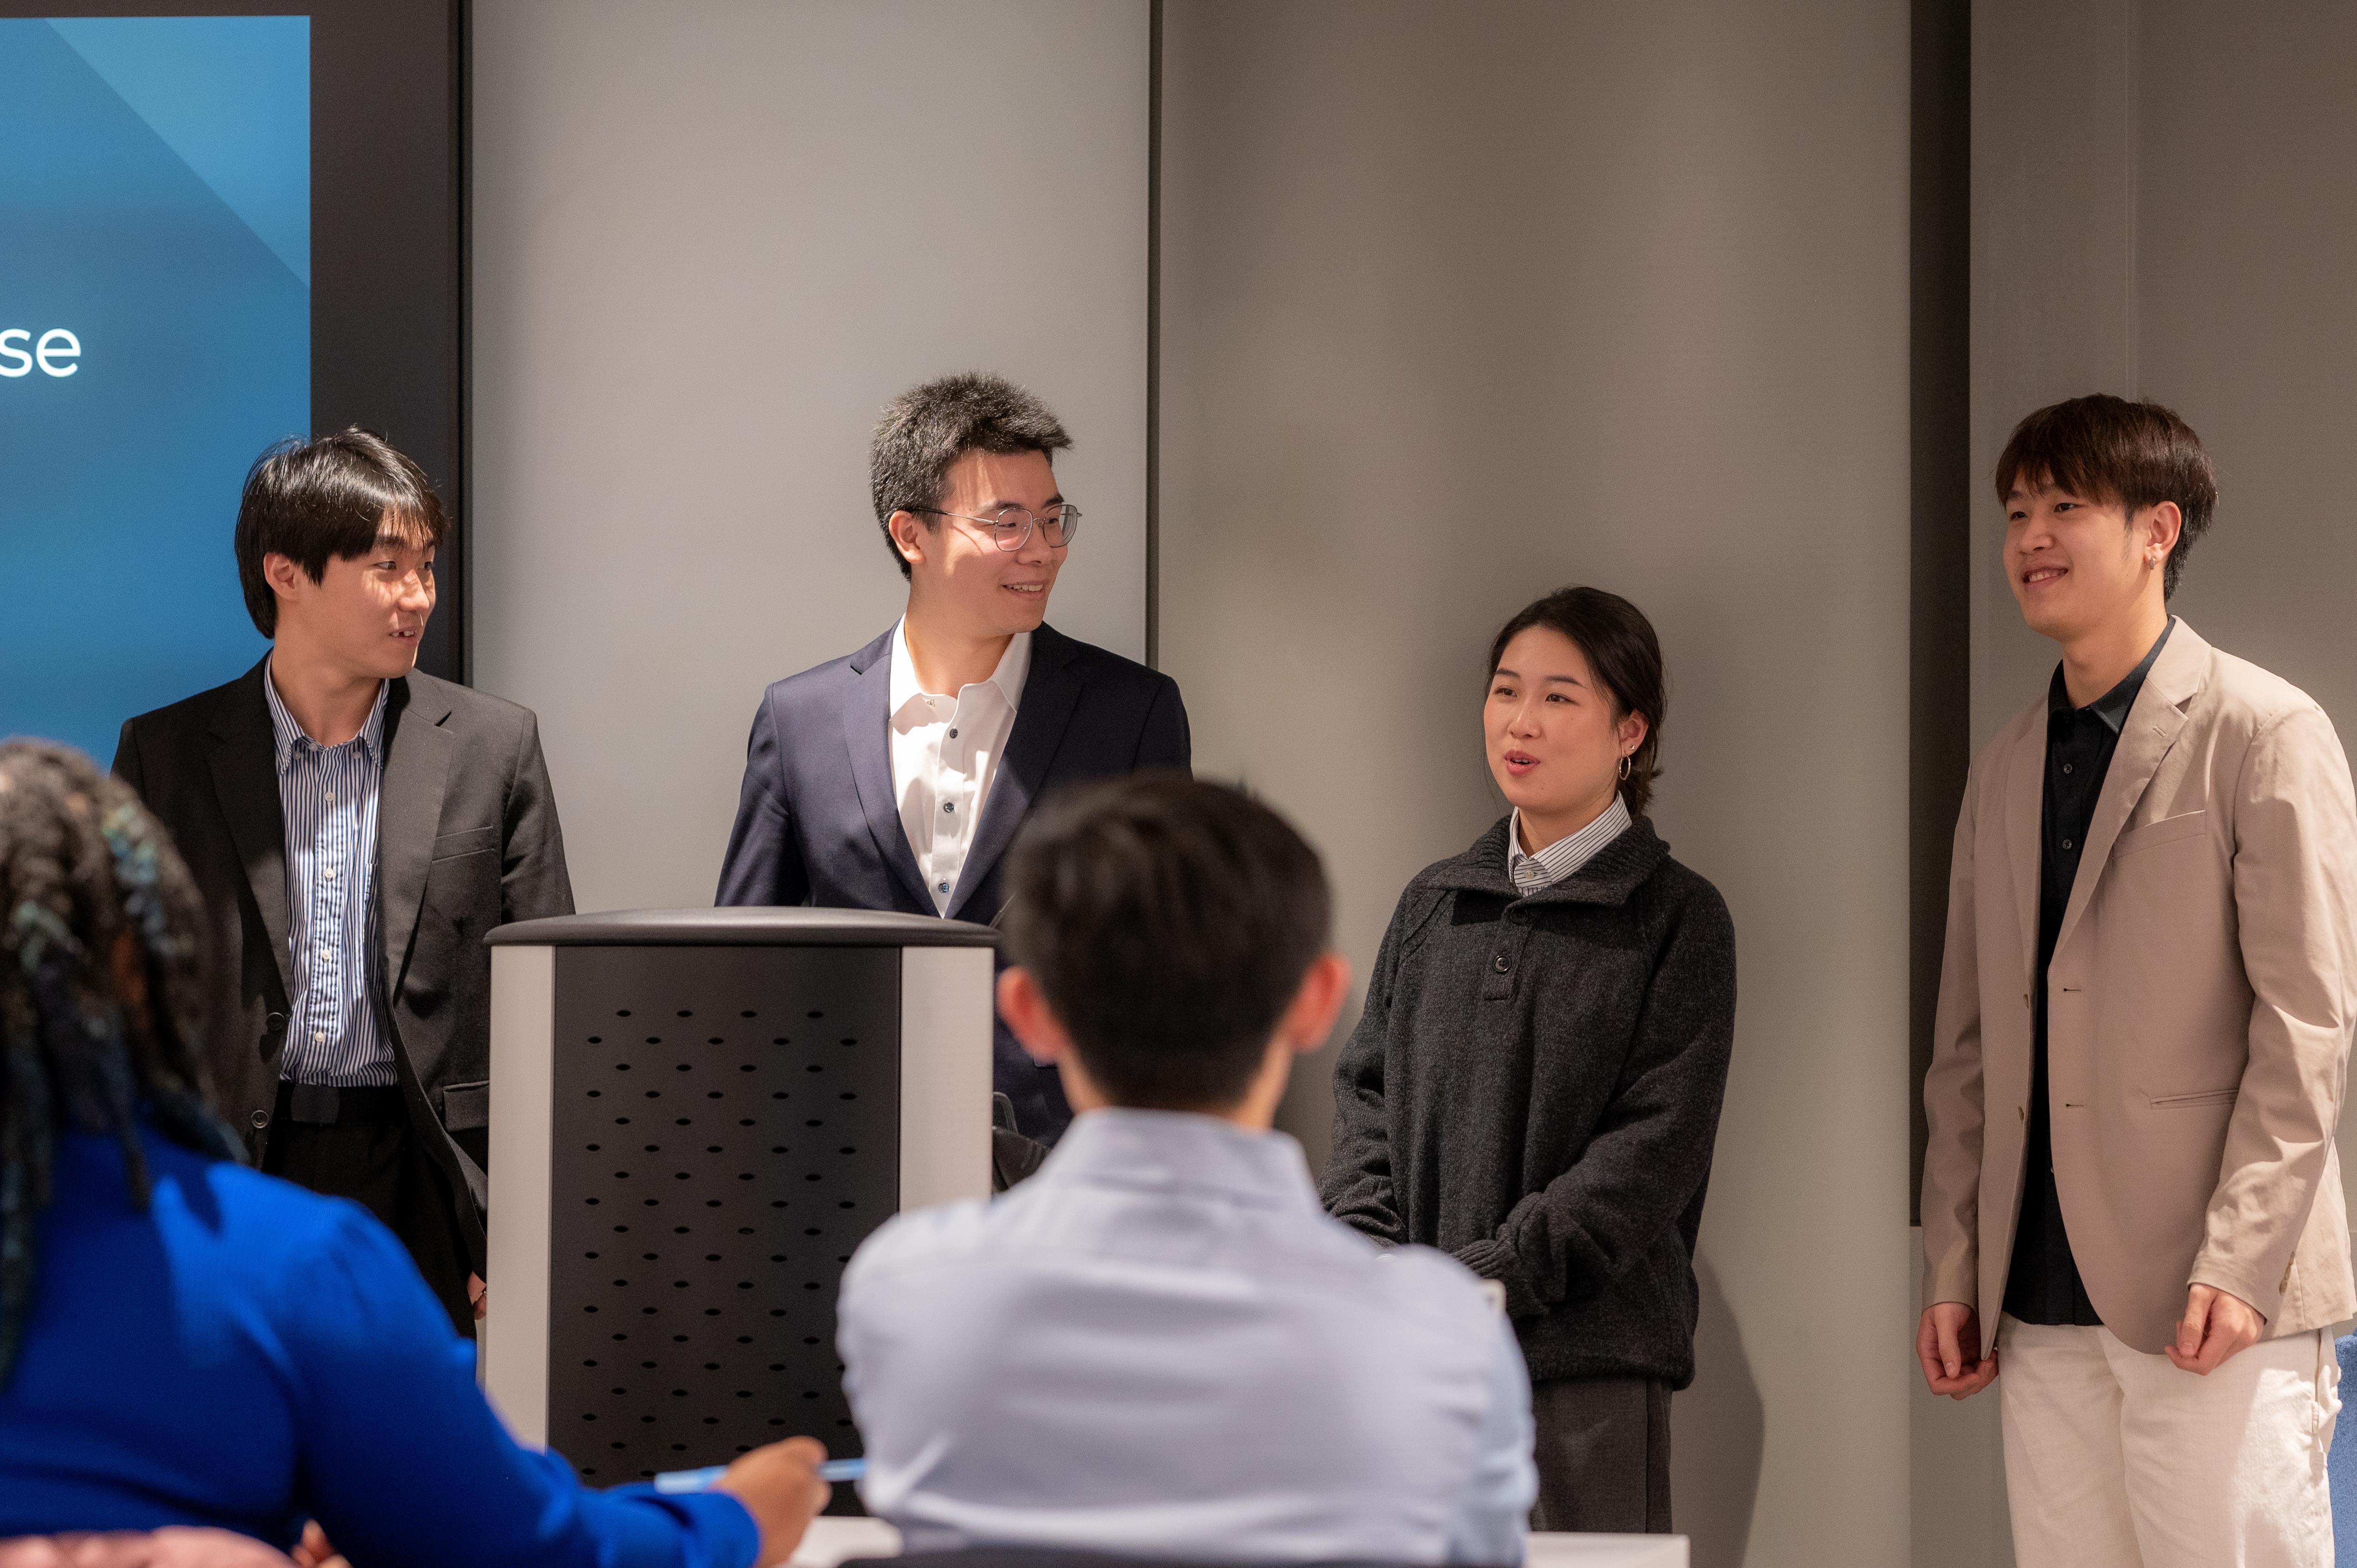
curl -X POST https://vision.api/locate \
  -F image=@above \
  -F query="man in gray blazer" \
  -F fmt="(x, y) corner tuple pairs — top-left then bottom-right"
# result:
(115, 430), (573, 1334)
(1919, 396), (2357, 1568)
(717, 374), (1189, 1143)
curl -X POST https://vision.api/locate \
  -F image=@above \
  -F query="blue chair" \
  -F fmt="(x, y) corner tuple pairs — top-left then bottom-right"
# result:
(2332, 1334), (2357, 1562)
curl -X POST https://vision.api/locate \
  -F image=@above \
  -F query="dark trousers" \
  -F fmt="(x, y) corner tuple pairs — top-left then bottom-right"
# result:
(1529, 1376), (1673, 1535)
(263, 1095), (475, 1338)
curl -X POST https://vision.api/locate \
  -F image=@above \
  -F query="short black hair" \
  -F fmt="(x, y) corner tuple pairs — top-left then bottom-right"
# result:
(232, 428), (449, 637)
(999, 774), (1331, 1112)
(1994, 394), (2217, 598)
(869, 372), (1071, 580)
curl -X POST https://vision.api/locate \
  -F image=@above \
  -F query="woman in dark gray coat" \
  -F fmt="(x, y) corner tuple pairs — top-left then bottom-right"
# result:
(1323, 586), (1736, 1537)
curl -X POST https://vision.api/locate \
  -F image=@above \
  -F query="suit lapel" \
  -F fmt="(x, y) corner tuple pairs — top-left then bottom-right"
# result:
(207, 659), (293, 1003)
(2053, 622), (2209, 957)
(2003, 704), (2047, 992)
(377, 676), (454, 985)
(843, 630), (935, 913)
(947, 625), (1085, 922)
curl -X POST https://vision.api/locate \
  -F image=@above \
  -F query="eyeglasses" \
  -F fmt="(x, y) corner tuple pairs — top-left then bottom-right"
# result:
(911, 503), (1082, 552)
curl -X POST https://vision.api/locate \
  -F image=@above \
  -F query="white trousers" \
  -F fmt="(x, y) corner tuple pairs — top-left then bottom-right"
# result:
(1998, 1314), (2339, 1568)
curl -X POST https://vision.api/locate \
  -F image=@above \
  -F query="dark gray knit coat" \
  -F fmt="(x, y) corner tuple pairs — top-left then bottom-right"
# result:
(1322, 815), (1736, 1389)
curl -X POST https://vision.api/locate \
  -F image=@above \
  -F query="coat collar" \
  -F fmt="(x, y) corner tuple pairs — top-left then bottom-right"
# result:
(842, 626), (934, 912)
(841, 621), (1089, 921)
(376, 672), (456, 986)
(1997, 619), (2214, 965)
(949, 622), (1085, 922)
(2051, 618), (2211, 956)
(1426, 813), (1671, 907)
(206, 658), (293, 1003)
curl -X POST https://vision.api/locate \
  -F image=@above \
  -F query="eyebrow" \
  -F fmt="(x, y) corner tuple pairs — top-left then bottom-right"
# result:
(1492, 666), (1588, 687)
(985, 493), (1065, 510)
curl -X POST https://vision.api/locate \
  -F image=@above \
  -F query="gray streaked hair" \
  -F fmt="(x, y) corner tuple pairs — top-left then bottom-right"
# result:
(869, 372), (1072, 578)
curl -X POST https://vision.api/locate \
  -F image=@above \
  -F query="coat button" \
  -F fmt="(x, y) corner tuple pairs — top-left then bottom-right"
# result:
(250, 1108), (271, 1130)
(264, 1012), (287, 1032)
(1493, 954), (1510, 973)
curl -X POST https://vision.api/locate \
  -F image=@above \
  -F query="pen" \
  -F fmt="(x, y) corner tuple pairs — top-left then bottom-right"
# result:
(653, 1457), (866, 1493)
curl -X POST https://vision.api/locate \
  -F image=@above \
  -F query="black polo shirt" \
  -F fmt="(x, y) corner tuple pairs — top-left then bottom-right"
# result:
(2002, 619), (2175, 1326)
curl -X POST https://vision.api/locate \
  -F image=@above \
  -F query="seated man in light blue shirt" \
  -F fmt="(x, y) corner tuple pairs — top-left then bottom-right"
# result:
(837, 775), (1536, 1564)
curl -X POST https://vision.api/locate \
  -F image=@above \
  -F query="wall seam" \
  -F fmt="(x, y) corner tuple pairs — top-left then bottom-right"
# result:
(2123, 0), (2140, 397)
(1144, 0), (1163, 670)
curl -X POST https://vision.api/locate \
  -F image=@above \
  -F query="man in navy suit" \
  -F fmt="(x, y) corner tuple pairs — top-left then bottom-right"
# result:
(717, 372), (1190, 1141)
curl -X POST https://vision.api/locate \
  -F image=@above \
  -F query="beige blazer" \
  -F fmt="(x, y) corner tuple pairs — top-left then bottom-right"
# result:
(1920, 621), (2357, 1354)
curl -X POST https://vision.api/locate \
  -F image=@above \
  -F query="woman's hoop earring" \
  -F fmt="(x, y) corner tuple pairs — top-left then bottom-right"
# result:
(1618, 754), (1633, 781)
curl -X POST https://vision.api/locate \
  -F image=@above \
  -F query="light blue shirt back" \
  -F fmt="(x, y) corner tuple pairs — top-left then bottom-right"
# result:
(838, 1109), (1535, 1564)
(264, 666), (394, 1087)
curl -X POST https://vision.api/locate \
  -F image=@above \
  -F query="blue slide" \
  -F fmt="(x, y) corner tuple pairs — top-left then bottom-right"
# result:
(0, 16), (309, 761)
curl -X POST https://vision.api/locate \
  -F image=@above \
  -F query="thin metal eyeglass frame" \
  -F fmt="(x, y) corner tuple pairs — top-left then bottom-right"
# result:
(909, 504), (1081, 552)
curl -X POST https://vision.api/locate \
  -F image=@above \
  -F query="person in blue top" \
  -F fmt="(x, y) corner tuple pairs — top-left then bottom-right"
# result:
(0, 739), (829, 1568)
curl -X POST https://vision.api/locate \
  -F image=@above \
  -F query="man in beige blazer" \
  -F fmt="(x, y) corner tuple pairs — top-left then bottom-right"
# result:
(1919, 394), (2357, 1568)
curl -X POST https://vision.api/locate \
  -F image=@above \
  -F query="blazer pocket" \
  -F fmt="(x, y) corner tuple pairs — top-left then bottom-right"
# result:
(2149, 1086), (2239, 1110)
(441, 1078), (489, 1131)
(431, 826), (499, 861)
(2115, 809), (2208, 858)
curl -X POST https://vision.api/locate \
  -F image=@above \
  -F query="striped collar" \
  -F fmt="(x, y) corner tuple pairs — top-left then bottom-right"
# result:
(1508, 794), (1633, 892)
(263, 661), (387, 770)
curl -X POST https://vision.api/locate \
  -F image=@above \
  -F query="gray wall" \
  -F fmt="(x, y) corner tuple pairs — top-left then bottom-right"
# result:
(1156, 5), (1914, 1564)
(469, 0), (1150, 914)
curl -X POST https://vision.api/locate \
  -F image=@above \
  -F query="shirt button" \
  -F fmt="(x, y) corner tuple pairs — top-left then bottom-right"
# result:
(938, 881), (951, 894)
(949, 728), (959, 739)
(943, 802), (955, 813)
(313, 1031), (327, 1044)
(323, 867), (338, 880)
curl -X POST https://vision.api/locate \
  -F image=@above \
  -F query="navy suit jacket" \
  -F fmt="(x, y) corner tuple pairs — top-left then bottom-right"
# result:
(714, 621), (1191, 1139)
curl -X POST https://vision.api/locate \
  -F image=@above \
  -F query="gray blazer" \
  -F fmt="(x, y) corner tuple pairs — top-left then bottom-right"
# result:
(113, 659), (574, 1271)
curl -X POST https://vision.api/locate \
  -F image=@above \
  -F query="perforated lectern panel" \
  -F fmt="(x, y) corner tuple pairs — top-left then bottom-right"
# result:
(547, 945), (900, 1483)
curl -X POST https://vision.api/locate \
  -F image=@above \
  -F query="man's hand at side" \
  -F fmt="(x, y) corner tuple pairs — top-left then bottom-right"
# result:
(2166, 1283), (2264, 1375)
(1918, 1302), (1999, 1398)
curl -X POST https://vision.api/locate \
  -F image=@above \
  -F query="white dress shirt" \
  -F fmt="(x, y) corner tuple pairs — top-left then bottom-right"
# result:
(1507, 794), (1631, 893)
(838, 1109), (1535, 1564)
(888, 621), (1030, 914)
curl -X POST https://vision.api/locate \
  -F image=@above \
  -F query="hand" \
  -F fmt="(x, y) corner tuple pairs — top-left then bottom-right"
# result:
(469, 1273), (488, 1322)
(293, 1521), (351, 1568)
(2167, 1283), (2264, 1375)
(1917, 1302), (1999, 1398)
(715, 1436), (833, 1568)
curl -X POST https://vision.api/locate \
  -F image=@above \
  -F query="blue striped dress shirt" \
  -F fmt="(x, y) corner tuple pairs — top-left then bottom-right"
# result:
(1507, 794), (1631, 893)
(264, 667), (396, 1088)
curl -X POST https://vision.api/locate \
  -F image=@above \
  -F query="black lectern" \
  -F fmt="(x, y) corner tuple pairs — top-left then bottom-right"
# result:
(478, 908), (997, 1484)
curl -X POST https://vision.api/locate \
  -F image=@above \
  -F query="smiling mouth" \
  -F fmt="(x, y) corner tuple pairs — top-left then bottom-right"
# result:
(2022, 565), (2067, 586)
(1004, 583), (1045, 594)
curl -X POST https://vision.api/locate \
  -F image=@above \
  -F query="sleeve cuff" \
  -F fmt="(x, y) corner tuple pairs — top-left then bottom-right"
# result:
(1451, 1238), (1544, 1318)
(2188, 1258), (2278, 1325)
